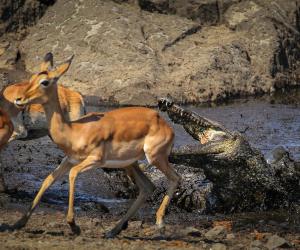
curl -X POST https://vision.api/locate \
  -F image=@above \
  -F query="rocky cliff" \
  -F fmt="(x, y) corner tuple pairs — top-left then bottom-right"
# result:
(1, 0), (300, 105)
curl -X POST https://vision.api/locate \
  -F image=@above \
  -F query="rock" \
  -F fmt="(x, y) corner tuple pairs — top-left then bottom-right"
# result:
(74, 236), (86, 243)
(226, 233), (235, 240)
(0, 0), (54, 34)
(251, 240), (263, 247)
(0, 41), (9, 56)
(0, 1), (55, 70)
(182, 226), (202, 237)
(250, 240), (263, 248)
(205, 226), (226, 241)
(18, 0), (300, 105)
(48, 221), (59, 228)
(128, 220), (143, 229)
(91, 218), (102, 227)
(211, 243), (227, 250)
(138, 0), (232, 25)
(265, 235), (290, 249)
(0, 40), (18, 69)
(84, 229), (92, 235)
(224, 1), (262, 30)
(85, 219), (94, 229)
(232, 244), (246, 250)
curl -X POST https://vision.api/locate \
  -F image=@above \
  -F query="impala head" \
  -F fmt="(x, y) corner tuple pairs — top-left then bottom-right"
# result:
(14, 52), (74, 108)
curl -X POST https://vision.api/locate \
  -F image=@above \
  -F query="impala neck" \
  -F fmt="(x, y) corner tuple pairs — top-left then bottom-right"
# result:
(42, 85), (71, 145)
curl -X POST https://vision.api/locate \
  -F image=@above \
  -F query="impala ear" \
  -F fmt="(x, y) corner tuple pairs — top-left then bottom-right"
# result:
(40, 52), (53, 71)
(49, 55), (74, 79)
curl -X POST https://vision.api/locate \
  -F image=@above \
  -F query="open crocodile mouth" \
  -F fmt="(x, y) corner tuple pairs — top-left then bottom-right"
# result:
(158, 97), (231, 145)
(198, 129), (227, 144)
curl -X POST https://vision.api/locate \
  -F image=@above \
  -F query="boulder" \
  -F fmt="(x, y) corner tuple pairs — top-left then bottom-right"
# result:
(0, 0), (299, 104)
(0, 0), (55, 69)
(211, 243), (227, 250)
(265, 235), (291, 249)
(0, 0), (55, 34)
(137, 0), (241, 24)
(204, 225), (227, 241)
(17, 0), (300, 105)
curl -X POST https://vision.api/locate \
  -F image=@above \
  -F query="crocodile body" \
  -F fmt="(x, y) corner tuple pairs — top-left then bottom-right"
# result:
(159, 98), (300, 212)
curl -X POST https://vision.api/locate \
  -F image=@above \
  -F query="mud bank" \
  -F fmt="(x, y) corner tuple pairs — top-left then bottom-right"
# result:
(0, 197), (299, 249)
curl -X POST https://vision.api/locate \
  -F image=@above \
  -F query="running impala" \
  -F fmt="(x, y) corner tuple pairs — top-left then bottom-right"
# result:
(12, 53), (180, 238)
(0, 107), (13, 192)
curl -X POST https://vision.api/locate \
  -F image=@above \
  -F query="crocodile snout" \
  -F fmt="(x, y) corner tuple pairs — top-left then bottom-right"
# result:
(158, 97), (174, 111)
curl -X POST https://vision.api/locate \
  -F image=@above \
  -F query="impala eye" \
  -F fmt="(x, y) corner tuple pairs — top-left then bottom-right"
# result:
(39, 79), (50, 87)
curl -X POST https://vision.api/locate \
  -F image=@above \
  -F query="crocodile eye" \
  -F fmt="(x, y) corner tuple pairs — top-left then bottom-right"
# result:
(39, 79), (50, 88)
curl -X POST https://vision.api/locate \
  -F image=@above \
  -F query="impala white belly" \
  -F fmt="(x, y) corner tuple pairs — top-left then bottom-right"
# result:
(69, 139), (145, 171)
(68, 156), (144, 172)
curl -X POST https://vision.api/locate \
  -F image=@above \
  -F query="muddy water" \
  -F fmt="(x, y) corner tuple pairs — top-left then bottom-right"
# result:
(176, 98), (300, 160)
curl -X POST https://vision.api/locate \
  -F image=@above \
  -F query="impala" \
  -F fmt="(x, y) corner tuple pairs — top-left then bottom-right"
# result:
(12, 53), (180, 238)
(0, 108), (13, 192)
(0, 58), (85, 141)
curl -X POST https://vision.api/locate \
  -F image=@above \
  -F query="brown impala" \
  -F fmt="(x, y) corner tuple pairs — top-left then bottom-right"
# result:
(0, 107), (13, 192)
(12, 53), (180, 238)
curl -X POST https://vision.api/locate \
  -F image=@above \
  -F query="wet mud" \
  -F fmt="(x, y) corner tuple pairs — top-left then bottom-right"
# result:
(0, 197), (299, 249)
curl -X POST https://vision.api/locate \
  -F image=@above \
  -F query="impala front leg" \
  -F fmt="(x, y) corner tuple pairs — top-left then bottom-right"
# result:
(12, 157), (73, 230)
(67, 157), (97, 234)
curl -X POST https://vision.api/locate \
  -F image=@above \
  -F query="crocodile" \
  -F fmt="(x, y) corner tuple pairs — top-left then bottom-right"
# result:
(158, 97), (300, 212)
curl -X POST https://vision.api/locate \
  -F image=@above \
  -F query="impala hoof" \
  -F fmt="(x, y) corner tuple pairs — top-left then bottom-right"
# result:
(104, 229), (119, 239)
(68, 221), (81, 235)
(157, 224), (166, 235)
(104, 221), (128, 238)
(12, 216), (28, 230)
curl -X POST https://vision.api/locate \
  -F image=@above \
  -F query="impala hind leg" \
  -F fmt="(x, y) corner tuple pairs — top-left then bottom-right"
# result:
(12, 157), (73, 230)
(153, 157), (180, 228)
(105, 163), (155, 238)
